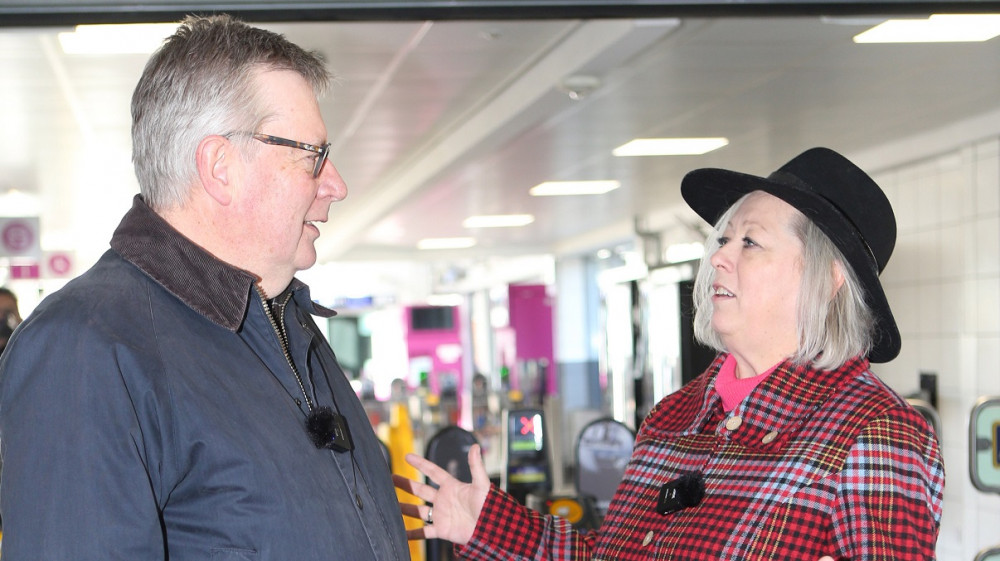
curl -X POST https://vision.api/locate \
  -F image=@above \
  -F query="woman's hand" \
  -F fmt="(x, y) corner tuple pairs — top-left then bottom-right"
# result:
(392, 443), (491, 545)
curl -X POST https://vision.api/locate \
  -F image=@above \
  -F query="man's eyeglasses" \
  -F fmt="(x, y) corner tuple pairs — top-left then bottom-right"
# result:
(230, 132), (331, 178)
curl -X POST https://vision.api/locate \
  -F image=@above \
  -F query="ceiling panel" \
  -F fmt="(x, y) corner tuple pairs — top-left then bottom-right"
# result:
(3, 11), (1000, 299)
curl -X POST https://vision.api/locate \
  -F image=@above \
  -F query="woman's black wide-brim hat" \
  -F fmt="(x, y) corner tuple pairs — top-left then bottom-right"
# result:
(680, 147), (900, 363)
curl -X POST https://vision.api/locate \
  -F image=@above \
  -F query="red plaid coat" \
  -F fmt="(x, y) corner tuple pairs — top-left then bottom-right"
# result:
(457, 354), (944, 560)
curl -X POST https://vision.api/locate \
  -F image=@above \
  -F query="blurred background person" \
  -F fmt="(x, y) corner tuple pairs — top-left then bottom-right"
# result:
(0, 287), (21, 356)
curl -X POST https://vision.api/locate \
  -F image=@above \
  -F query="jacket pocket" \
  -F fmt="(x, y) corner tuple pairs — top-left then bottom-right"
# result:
(211, 547), (258, 560)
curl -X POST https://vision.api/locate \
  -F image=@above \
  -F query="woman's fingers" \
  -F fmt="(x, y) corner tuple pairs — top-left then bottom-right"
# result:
(468, 444), (488, 486)
(392, 472), (434, 501)
(394, 446), (487, 546)
(405, 452), (454, 485)
(396, 484), (439, 540)
(398, 500), (424, 521)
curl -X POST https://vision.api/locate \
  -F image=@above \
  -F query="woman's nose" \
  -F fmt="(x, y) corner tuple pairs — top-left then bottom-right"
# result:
(710, 241), (734, 270)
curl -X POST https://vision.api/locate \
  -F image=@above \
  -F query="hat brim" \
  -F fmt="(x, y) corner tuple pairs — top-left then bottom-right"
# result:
(681, 168), (900, 363)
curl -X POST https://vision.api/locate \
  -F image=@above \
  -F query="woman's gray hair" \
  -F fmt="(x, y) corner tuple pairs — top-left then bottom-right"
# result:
(131, 14), (332, 210)
(691, 192), (875, 370)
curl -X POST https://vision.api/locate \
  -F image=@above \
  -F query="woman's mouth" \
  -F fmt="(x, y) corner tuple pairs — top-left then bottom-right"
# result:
(713, 285), (734, 298)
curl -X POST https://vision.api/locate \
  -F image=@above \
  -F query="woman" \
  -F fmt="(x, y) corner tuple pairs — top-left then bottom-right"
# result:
(394, 147), (945, 560)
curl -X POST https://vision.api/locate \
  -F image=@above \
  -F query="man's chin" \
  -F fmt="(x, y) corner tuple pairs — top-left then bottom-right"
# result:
(295, 246), (318, 271)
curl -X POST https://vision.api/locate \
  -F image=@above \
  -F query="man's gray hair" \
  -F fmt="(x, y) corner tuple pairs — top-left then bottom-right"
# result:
(131, 14), (331, 210)
(691, 192), (876, 370)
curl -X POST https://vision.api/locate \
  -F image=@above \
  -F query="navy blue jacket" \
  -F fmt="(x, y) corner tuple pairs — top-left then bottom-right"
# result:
(0, 196), (409, 560)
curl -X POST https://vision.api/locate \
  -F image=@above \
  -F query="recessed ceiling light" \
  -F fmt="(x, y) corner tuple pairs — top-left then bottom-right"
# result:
(853, 14), (1000, 43)
(417, 237), (476, 250)
(0, 189), (41, 216)
(529, 180), (621, 196)
(612, 137), (729, 157)
(665, 242), (705, 264)
(58, 23), (179, 55)
(426, 293), (464, 307)
(463, 214), (535, 228)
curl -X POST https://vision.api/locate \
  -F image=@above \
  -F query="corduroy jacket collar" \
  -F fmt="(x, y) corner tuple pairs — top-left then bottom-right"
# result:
(108, 194), (332, 332)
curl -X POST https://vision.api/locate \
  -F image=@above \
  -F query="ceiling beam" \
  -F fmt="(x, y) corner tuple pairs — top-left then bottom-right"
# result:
(5, 0), (1000, 27)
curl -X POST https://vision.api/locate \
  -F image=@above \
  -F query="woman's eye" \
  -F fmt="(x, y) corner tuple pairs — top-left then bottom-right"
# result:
(716, 236), (729, 246)
(742, 236), (758, 248)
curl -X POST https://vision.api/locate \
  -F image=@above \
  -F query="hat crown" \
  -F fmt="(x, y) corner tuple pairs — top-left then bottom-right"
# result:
(679, 146), (901, 362)
(769, 147), (895, 273)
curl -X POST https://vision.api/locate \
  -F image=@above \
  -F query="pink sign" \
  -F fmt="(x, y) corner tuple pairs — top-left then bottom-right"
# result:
(0, 217), (41, 258)
(47, 252), (73, 277)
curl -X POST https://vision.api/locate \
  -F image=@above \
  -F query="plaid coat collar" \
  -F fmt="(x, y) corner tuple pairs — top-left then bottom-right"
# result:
(653, 353), (872, 450)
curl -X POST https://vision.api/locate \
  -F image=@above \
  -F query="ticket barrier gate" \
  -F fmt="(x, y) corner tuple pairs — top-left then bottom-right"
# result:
(540, 418), (635, 531)
(970, 395), (1000, 493)
(574, 418), (635, 522)
(501, 407), (553, 506)
(905, 397), (941, 441)
(423, 425), (479, 561)
(970, 396), (1000, 560)
(976, 548), (1000, 561)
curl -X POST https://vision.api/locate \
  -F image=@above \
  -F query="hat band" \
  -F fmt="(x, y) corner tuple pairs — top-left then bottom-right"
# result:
(768, 170), (880, 274)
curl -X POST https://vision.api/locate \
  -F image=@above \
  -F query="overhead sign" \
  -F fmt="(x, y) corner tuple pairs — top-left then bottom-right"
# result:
(9, 262), (40, 280)
(0, 217), (41, 259)
(45, 251), (75, 278)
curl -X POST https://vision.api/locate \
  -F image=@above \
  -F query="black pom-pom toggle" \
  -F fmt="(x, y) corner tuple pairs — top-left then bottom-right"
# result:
(306, 406), (354, 452)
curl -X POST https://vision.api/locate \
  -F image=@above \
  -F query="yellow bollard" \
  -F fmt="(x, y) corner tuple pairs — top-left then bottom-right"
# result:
(388, 401), (424, 561)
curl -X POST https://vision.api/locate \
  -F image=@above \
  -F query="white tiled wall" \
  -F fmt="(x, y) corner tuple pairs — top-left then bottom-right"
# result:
(874, 138), (1000, 560)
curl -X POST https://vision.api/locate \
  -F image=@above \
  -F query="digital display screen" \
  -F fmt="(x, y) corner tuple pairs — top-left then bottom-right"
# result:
(508, 411), (544, 457)
(410, 306), (455, 331)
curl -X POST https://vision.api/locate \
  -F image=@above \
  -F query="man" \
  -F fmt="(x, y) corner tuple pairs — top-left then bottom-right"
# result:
(0, 15), (409, 560)
(0, 287), (20, 355)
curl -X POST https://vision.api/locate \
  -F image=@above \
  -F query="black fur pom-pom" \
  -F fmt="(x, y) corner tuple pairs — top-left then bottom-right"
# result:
(306, 407), (338, 448)
(306, 406), (354, 452)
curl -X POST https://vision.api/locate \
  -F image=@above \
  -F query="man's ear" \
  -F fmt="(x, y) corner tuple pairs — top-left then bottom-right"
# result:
(196, 135), (237, 205)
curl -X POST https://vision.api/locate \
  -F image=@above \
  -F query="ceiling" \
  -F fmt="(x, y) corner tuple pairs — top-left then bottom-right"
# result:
(4, 7), (1000, 303)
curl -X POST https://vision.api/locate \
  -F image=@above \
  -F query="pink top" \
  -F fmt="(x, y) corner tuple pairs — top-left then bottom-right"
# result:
(714, 354), (779, 412)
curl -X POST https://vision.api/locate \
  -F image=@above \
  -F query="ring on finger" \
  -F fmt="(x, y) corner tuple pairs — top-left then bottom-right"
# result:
(425, 506), (434, 525)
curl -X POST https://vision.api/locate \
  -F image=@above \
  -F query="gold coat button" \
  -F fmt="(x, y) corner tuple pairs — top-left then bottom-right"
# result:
(643, 530), (655, 546)
(762, 430), (778, 444)
(725, 415), (743, 431)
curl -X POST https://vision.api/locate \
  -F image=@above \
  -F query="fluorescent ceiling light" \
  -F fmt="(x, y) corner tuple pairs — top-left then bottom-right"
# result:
(530, 180), (621, 196)
(0, 189), (41, 216)
(665, 242), (705, 264)
(853, 14), (1000, 43)
(463, 214), (535, 228)
(426, 294), (464, 307)
(59, 23), (179, 55)
(613, 137), (729, 156)
(417, 237), (476, 250)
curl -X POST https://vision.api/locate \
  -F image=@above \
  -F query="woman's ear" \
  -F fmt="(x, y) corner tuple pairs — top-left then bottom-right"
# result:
(195, 135), (236, 206)
(831, 260), (846, 298)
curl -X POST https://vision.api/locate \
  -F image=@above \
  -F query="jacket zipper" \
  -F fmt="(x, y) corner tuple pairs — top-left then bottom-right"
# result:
(256, 285), (314, 412)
